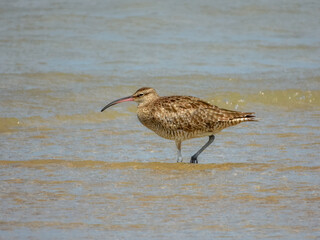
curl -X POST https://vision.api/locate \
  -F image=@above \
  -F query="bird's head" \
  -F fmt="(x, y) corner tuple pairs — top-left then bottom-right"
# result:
(101, 87), (159, 112)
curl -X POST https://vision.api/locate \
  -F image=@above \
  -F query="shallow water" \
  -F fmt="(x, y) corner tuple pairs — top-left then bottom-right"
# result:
(0, 0), (319, 239)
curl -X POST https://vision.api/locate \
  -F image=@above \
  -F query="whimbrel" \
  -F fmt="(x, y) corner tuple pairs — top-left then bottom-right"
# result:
(101, 87), (256, 163)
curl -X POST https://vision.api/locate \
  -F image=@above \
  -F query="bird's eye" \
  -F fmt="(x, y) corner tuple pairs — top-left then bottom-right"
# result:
(137, 93), (144, 97)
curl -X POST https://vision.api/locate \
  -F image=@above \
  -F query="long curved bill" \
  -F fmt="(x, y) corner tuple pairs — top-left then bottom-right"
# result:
(101, 96), (134, 112)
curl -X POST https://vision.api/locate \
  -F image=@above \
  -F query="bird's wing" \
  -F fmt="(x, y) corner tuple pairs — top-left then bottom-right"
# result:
(151, 96), (255, 132)
(150, 96), (222, 132)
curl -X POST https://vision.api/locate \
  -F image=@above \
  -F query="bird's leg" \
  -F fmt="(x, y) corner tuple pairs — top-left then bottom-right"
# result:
(190, 135), (215, 164)
(175, 140), (183, 162)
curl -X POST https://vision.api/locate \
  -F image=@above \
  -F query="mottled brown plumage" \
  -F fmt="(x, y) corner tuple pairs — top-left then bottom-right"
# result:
(101, 87), (256, 163)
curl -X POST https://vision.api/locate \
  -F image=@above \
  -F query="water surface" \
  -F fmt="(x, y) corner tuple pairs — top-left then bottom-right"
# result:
(0, 0), (319, 239)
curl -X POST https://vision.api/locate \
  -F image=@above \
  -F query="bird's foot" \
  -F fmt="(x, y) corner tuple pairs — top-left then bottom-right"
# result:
(190, 156), (198, 164)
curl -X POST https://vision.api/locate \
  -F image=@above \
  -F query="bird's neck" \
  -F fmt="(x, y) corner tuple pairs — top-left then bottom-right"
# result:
(137, 96), (159, 108)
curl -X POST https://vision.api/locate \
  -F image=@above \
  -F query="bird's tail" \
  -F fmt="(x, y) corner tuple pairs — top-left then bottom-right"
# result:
(217, 109), (258, 127)
(236, 112), (257, 122)
(223, 112), (257, 129)
(218, 107), (257, 121)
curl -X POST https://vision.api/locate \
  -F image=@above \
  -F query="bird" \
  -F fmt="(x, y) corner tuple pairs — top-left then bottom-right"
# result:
(101, 87), (256, 163)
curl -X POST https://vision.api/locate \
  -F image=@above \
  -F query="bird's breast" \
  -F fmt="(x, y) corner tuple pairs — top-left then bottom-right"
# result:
(136, 107), (174, 140)
(137, 107), (154, 127)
